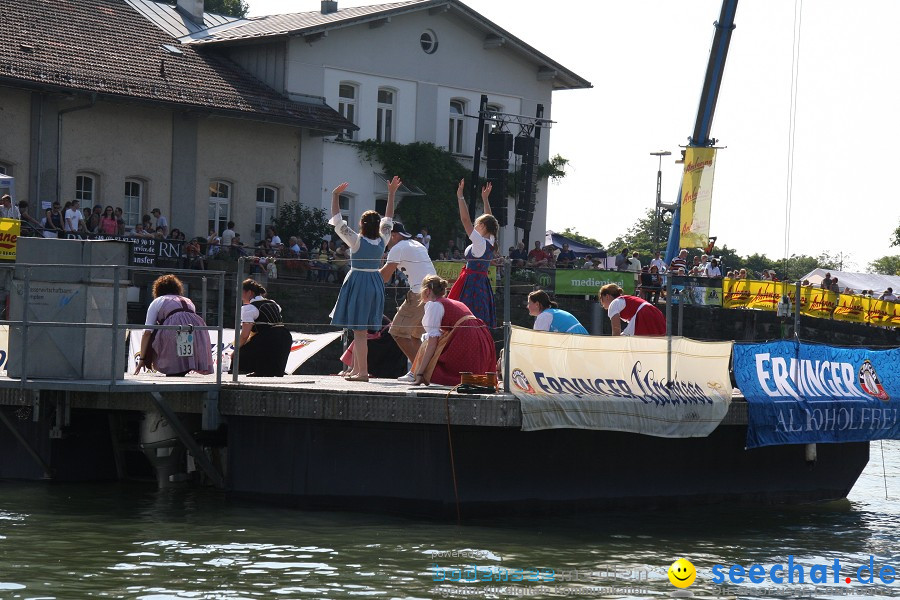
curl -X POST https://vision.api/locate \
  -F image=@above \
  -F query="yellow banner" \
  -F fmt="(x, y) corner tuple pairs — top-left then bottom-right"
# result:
(722, 279), (781, 311)
(679, 147), (716, 249)
(798, 286), (838, 319)
(833, 294), (869, 325)
(433, 260), (497, 289)
(0, 218), (20, 261)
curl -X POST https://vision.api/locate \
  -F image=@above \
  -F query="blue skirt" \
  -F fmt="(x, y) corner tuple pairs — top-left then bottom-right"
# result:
(331, 270), (385, 330)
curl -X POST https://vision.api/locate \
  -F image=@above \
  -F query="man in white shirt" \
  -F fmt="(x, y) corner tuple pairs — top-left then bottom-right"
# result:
(220, 221), (236, 251)
(420, 227), (431, 250)
(380, 222), (437, 381)
(650, 251), (666, 273)
(64, 200), (85, 233)
(628, 251), (642, 272)
(0, 195), (21, 220)
(880, 287), (898, 302)
(704, 257), (722, 278)
(151, 208), (168, 237)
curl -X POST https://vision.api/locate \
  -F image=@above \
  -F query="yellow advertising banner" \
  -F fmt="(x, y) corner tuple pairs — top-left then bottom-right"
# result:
(433, 260), (497, 289)
(833, 294), (870, 325)
(0, 218), (20, 261)
(722, 279), (781, 311)
(679, 147), (717, 249)
(797, 286), (838, 320)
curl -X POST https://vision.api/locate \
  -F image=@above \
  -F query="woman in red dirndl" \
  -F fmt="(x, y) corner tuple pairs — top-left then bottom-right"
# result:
(598, 283), (666, 336)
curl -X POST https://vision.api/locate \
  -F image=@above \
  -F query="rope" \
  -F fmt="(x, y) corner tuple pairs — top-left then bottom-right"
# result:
(881, 440), (889, 499)
(444, 386), (462, 525)
(782, 0), (804, 276)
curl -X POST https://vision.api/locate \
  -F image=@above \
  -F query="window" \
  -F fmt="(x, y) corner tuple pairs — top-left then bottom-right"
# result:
(449, 100), (466, 154)
(123, 180), (143, 226)
(208, 180), (231, 235)
(76, 174), (95, 203)
(255, 186), (278, 243)
(339, 194), (353, 224)
(376, 88), (395, 143)
(483, 104), (502, 140)
(420, 29), (438, 54)
(337, 83), (357, 140)
(0, 164), (8, 175)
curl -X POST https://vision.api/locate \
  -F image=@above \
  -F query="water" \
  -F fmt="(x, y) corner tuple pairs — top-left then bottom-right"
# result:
(1, 441), (898, 599)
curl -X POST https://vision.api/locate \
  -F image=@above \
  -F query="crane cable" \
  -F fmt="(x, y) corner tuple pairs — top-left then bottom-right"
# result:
(783, 0), (804, 277)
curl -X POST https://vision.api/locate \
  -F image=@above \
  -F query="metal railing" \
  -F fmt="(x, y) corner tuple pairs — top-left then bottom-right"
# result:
(0, 262), (227, 388)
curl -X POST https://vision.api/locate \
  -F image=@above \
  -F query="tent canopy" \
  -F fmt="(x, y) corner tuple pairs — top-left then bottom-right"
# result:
(800, 268), (900, 295)
(544, 230), (606, 257)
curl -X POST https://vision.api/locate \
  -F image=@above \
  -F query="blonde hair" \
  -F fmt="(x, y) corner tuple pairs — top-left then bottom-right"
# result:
(598, 283), (623, 300)
(420, 274), (448, 299)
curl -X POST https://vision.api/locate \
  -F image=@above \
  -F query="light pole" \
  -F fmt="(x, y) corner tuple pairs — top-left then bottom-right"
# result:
(650, 150), (672, 255)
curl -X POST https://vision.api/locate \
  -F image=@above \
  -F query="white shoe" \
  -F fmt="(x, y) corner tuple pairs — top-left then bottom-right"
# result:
(397, 371), (416, 383)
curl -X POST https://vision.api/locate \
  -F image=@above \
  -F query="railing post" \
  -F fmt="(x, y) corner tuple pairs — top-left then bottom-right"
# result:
(503, 258), (511, 393)
(231, 258), (244, 381)
(794, 279), (801, 337)
(110, 265), (120, 385)
(21, 267), (31, 385)
(666, 274), (672, 398)
(216, 271), (225, 387)
(201, 275), (208, 324)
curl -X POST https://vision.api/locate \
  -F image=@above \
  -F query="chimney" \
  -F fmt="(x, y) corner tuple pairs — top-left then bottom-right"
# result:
(176, 0), (205, 25)
(321, 1), (338, 14)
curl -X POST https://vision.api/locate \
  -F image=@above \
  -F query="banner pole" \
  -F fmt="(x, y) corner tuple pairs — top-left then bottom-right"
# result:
(794, 280), (801, 338)
(503, 258), (511, 393)
(231, 258), (244, 382)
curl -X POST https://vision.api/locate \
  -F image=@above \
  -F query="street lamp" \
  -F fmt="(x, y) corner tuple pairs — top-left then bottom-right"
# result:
(650, 150), (672, 254)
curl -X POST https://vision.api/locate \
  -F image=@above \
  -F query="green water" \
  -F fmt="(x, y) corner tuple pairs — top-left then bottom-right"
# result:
(1, 441), (899, 599)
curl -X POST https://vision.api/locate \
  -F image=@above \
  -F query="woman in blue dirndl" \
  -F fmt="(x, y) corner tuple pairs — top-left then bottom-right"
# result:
(329, 177), (399, 382)
(447, 179), (499, 328)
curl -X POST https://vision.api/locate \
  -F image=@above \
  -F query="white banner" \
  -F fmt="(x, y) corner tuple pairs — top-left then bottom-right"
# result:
(508, 326), (733, 437)
(127, 328), (342, 375)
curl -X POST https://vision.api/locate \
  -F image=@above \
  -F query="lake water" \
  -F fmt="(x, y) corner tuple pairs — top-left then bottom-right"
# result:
(1, 440), (898, 599)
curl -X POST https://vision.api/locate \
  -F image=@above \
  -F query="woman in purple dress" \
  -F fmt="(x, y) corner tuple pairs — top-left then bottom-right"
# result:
(447, 179), (498, 328)
(135, 274), (213, 376)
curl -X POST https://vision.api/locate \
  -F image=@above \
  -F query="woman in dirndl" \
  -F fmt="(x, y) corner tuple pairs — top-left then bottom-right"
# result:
(448, 179), (498, 328)
(411, 275), (495, 386)
(329, 176), (399, 382)
(598, 283), (667, 336)
(135, 274), (213, 376)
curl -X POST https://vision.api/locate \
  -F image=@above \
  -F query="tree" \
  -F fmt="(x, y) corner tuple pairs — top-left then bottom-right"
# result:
(272, 202), (331, 249)
(357, 141), (469, 256)
(559, 228), (604, 252)
(868, 255), (900, 276)
(892, 223), (900, 247)
(167, 0), (248, 17)
(606, 208), (672, 262)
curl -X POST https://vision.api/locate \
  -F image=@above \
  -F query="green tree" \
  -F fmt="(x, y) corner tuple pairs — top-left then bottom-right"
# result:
(559, 228), (604, 252)
(892, 223), (900, 247)
(167, 0), (248, 17)
(606, 208), (672, 262)
(272, 202), (331, 249)
(868, 255), (900, 276)
(743, 253), (778, 279)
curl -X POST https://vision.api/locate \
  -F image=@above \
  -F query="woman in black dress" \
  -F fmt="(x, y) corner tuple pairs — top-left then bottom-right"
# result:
(234, 278), (293, 376)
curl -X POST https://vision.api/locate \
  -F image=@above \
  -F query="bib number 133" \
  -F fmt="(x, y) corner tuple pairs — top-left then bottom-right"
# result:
(175, 332), (194, 357)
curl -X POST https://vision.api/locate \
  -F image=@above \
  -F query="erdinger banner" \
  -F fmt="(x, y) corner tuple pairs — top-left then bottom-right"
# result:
(127, 329), (341, 374)
(733, 340), (900, 448)
(508, 326), (732, 437)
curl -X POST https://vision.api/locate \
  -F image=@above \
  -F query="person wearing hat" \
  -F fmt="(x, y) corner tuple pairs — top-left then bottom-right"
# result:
(380, 221), (436, 382)
(151, 208), (168, 237)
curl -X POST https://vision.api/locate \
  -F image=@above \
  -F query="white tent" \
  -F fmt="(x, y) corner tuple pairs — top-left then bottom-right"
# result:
(800, 268), (900, 295)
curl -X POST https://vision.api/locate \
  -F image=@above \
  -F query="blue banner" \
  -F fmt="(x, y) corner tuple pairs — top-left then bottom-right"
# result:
(733, 340), (900, 448)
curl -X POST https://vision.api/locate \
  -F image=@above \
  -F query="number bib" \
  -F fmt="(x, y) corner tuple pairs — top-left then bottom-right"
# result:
(175, 331), (194, 357)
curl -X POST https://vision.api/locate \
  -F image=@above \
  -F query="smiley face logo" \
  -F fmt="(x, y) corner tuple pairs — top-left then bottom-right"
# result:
(667, 558), (696, 588)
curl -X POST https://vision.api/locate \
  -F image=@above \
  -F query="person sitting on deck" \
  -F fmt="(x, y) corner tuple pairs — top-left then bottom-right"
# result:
(527, 290), (588, 335)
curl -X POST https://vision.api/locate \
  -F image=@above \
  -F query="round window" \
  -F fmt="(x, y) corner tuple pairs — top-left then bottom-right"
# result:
(420, 29), (438, 54)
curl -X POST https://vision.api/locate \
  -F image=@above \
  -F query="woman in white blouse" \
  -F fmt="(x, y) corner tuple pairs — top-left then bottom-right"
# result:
(328, 176), (399, 382)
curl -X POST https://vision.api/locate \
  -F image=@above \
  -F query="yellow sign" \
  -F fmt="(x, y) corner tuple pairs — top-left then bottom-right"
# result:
(433, 260), (497, 289)
(0, 218), (20, 261)
(679, 147), (717, 249)
(722, 278), (781, 311)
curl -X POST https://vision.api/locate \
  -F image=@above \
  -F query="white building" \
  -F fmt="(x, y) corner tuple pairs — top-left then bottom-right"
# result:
(186, 0), (590, 248)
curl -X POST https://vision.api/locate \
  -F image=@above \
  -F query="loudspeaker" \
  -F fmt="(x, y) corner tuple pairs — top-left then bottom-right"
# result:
(514, 136), (539, 230)
(486, 132), (512, 226)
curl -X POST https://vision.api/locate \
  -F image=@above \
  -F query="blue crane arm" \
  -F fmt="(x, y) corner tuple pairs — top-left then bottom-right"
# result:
(665, 0), (739, 264)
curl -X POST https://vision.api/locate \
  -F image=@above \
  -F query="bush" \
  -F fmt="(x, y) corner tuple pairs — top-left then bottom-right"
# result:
(273, 202), (331, 248)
